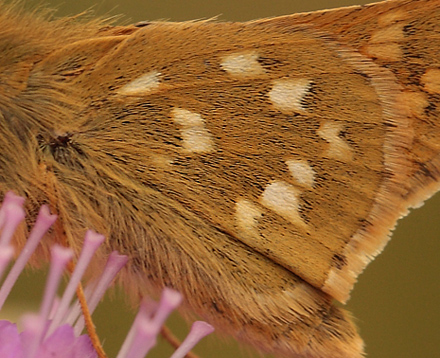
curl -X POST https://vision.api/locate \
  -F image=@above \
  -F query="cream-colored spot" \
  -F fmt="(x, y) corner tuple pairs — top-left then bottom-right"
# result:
(172, 108), (205, 126)
(118, 71), (161, 95)
(235, 199), (263, 236)
(151, 154), (174, 167)
(318, 122), (353, 161)
(366, 24), (404, 61)
(421, 68), (440, 94)
(397, 91), (429, 117)
(286, 160), (315, 188)
(365, 43), (402, 61)
(260, 181), (305, 227)
(221, 52), (265, 76)
(370, 24), (405, 43)
(268, 79), (311, 113)
(171, 108), (214, 153)
(180, 128), (214, 153)
(377, 10), (409, 26)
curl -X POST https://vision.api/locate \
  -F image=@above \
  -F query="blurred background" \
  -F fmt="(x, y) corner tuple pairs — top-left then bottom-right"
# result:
(3, 1), (439, 358)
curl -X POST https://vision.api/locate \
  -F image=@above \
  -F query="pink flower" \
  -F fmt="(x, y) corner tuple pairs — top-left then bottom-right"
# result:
(0, 191), (214, 358)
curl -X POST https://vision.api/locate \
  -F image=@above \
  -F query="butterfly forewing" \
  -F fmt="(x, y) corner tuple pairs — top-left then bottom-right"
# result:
(44, 21), (397, 299)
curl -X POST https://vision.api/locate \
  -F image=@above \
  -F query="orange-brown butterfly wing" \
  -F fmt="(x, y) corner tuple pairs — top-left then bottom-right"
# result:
(2, 1), (440, 357)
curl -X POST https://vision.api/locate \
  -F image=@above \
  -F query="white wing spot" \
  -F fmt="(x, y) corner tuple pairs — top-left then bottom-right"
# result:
(235, 199), (263, 236)
(221, 51), (265, 77)
(171, 108), (214, 153)
(118, 71), (161, 95)
(286, 160), (315, 188)
(318, 122), (353, 161)
(268, 79), (311, 113)
(260, 181), (305, 227)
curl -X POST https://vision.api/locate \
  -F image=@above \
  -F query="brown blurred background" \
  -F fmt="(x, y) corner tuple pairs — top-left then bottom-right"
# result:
(3, 1), (439, 358)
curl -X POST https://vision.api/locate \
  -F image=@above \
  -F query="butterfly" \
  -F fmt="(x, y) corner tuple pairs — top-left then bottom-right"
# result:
(1, 0), (439, 357)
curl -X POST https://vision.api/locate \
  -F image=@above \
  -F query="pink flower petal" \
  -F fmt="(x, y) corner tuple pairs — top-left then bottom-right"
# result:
(0, 321), (23, 358)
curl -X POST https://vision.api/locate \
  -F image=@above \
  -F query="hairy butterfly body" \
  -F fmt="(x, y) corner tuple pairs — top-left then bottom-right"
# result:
(1, 1), (440, 357)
